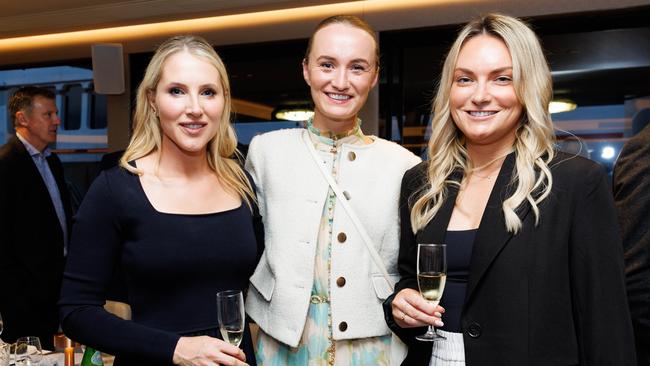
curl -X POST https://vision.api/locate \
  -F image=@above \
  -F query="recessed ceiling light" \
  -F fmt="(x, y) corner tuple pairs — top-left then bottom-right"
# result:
(549, 100), (577, 114)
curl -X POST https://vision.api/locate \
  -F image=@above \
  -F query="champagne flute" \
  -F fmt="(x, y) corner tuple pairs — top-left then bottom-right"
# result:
(416, 243), (447, 342)
(0, 311), (3, 337)
(216, 290), (245, 347)
(14, 336), (42, 365)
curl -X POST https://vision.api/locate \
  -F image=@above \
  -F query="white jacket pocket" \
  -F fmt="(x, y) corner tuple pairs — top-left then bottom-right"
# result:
(250, 253), (275, 301)
(371, 273), (400, 300)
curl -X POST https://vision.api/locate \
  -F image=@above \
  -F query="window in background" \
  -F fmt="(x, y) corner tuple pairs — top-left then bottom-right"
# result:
(63, 84), (82, 130)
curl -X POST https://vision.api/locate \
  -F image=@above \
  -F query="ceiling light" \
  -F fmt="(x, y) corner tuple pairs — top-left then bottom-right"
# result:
(549, 100), (577, 114)
(274, 109), (314, 122)
(601, 146), (615, 160)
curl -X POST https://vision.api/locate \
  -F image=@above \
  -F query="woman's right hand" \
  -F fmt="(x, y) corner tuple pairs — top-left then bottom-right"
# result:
(391, 288), (445, 329)
(173, 336), (249, 366)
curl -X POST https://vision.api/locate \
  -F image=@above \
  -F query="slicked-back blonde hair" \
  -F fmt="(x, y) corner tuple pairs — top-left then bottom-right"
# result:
(411, 13), (556, 234)
(119, 35), (255, 209)
(304, 15), (380, 69)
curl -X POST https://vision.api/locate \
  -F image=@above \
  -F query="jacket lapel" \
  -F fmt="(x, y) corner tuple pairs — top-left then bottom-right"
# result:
(11, 137), (46, 191)
(11, 136), (63, 229)
(416, 170), (463, 244)
(464, 152), (531, 304)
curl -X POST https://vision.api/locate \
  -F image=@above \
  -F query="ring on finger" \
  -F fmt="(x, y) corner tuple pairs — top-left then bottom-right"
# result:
(401, 313), (407, 321)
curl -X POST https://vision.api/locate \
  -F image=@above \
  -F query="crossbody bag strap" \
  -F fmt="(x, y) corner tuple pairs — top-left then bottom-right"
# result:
(303, 131), (395, 291)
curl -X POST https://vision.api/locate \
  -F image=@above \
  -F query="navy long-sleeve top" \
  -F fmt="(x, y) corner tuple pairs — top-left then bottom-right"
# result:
(59, 166), (263, 366)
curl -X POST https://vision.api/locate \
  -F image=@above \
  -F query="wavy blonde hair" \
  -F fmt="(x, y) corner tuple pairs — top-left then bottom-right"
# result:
(411, 13), (556, 234)
(119, 35), (255, 209)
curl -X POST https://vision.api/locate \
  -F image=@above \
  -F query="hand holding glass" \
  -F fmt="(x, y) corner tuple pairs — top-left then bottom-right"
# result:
(13, 336), (42, 365)
(216, 290), (245, 347)
(416, 244), (447, 341)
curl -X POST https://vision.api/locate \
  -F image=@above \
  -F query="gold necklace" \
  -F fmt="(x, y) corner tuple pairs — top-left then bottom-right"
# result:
(467, 148), (514, 180)
(471, 170), (496, 179)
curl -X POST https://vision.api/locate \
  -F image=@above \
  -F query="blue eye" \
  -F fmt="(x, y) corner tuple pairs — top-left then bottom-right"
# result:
(319, 62), (334, 71)
(169, 87), (184, 95)
(495, 76), (512, 84)
(201, 88), (216, 97)
(350, 64), (369, 74)
(456, 76), (472, 84)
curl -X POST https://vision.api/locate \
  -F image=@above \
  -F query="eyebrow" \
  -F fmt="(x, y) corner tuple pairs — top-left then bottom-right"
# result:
(164, 81), (220, 89)
(454, 66), (513, 74)
(315, 55), (371, 65)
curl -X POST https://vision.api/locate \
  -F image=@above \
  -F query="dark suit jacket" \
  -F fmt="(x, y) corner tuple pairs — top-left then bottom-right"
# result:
(386, 151), (636, 366)
(613, 124), (650, 366)
(0, 135), (72, 348)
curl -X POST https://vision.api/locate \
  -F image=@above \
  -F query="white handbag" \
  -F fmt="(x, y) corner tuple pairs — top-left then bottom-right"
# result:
(303, 131), (408, 366)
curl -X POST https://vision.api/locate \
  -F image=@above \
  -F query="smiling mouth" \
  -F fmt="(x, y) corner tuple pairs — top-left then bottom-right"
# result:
(179, 123), (206, 130)
(326, 93), (352, 101)
(467, 111), (497, 117)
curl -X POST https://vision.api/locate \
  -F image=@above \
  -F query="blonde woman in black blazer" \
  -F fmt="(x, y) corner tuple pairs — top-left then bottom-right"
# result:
(384, 13), (636, 366)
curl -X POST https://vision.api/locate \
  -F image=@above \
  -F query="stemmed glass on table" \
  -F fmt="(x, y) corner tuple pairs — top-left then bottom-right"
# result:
(216, 290), (245, 347)
(0, 311), (8, 366)
(416, 243), (447, 342)
(13, 336), (43, 365)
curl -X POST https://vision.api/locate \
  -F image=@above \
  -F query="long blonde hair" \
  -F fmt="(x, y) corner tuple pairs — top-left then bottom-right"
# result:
(411, 13), (556, 234)
(119, 35), (255, 208)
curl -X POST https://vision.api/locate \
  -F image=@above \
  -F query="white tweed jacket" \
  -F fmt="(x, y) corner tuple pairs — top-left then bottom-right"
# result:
(245, 128), (420, 347)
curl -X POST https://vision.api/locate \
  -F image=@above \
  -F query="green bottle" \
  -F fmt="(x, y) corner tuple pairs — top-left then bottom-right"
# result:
(80, 346), (104, 366)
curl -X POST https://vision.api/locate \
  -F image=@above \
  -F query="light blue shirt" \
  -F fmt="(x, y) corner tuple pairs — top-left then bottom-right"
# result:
(16, 133), (68, 255)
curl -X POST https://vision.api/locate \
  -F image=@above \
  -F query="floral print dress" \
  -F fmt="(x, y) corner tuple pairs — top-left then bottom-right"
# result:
(255, 121), (391, 366)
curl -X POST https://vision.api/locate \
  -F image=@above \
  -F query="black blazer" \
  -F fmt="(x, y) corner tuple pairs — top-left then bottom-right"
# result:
(613, 124), (650, 366)
(386, 151), (636, 366)
(0, 135), (72, 347)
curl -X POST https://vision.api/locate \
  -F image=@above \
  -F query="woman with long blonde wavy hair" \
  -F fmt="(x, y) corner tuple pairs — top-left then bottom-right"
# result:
(384, 13), (635, 366)
(60, 35), (262, 366)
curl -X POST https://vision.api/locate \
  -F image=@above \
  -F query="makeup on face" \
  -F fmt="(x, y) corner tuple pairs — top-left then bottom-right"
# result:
(303, 23), (378, 134)
(449, 34), (523, 150)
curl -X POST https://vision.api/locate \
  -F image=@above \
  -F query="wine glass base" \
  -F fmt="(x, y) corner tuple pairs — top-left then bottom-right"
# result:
(415, 333), (447, 342)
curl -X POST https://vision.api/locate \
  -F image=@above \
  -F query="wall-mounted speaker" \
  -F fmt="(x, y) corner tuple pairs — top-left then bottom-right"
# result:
(91, 43), (125, 95)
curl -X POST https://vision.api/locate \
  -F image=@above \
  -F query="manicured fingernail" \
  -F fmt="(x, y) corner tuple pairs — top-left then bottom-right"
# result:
(435, 320), (444, 327)
(434, 312), (442, 318)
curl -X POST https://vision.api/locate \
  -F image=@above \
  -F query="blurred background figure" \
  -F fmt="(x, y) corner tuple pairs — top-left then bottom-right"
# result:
(0, 86), (72, 349)
(613, 110), (650, 366)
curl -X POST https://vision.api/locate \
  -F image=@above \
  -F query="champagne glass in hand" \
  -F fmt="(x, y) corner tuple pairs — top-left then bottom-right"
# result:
(14, 336), (43, 365)
(216, 290), (245, 347)
(416, 244), (447, 341)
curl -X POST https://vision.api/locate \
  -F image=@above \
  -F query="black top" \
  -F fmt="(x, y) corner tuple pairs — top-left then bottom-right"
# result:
(440, 229), (476, 333)
(59, 166), (263, 366)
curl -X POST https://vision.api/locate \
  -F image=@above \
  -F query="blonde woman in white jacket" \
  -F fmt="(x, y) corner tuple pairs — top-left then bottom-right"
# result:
(245, 15), (428, 366)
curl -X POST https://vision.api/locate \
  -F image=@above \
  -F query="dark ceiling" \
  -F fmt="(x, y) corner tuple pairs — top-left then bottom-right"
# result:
(127, 5), (650, 119)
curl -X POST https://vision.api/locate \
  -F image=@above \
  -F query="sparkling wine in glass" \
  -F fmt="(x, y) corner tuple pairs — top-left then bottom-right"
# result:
(14, 336), (43, 365)
(416, 243), (447, 342)
(216, 290), (245, 347)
